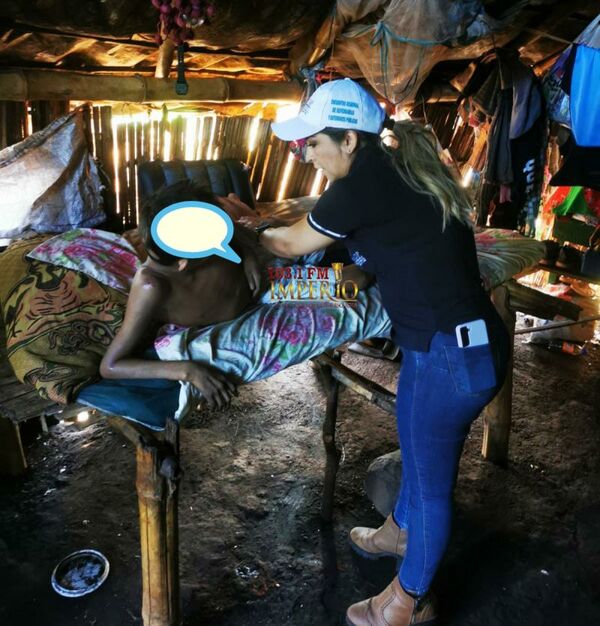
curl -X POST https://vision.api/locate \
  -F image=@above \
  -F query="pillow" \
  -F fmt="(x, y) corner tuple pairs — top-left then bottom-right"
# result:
(27, 228), (141, 293)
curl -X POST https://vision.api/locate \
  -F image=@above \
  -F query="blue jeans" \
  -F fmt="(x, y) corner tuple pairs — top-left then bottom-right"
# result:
(393, 315), (510, 596)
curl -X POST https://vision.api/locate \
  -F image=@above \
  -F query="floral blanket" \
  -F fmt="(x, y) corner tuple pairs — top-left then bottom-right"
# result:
(155, 283), (391, 420)
(153, 230), (543, 421)
(474, 228), (544, 291)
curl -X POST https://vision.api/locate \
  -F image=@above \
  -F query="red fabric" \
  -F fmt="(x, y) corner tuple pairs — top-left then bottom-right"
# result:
(583, 188), (600, 218)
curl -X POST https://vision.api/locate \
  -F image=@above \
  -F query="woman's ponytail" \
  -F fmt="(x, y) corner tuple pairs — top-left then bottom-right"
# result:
(382, 121), (473, 230)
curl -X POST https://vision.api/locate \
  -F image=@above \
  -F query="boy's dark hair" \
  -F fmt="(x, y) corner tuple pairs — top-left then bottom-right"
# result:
(138, 180), (217, 265)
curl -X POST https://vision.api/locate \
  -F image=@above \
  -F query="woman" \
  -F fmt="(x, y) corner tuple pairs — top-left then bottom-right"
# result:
(257, 79), (510, 626)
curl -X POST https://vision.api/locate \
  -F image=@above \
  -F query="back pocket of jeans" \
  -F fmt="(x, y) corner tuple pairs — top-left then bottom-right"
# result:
(444, 344), (497, 395)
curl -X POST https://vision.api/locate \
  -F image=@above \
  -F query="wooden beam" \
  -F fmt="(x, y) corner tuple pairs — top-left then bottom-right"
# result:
(0, 69), (302, 103)
(523, 27), (573, 45)
(0, 31), (31, 52)
(136, 439), (180, 626)
(0, 21), (288, 60)
(514, 315), (600, 336)
(315, 351), (342, 521)
(313, 352), (396, 416)
(506, 279), (582, 320)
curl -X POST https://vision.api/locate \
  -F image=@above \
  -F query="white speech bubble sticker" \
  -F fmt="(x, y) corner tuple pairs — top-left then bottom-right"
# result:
(150, 201), (241, 263)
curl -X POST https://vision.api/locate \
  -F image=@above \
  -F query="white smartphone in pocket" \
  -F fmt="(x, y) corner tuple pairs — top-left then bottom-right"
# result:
(455, 319), (489, 348)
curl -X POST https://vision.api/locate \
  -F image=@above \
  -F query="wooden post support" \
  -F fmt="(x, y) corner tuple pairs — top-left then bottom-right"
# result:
(136, 437), (181, 626)
(0, 416), (27, 476)
(163, 419), (181, 624)
(481, 285), (516, 466)
(319, 351), (342, 522)
(114, 414), (182, 626)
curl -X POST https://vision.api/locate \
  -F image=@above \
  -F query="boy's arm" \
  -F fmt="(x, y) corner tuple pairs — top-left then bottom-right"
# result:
(100, 273), (236, 409)
(342, 264), (375, 290)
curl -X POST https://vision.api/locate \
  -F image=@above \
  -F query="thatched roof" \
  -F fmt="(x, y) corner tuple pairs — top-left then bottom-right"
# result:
(0, 0), (598, 104)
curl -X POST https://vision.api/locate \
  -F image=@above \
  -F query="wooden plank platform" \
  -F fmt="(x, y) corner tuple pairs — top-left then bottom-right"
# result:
(528, 264), (600, 286)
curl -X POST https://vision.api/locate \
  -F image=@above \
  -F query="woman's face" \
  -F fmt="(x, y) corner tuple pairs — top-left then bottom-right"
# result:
(304, 132), (356, 182)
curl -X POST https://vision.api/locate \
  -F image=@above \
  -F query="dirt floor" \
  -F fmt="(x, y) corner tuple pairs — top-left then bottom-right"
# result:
(1, 328), (600, 626)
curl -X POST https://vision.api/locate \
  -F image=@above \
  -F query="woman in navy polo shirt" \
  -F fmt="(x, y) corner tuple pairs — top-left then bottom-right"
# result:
(257, 79), (510, 626)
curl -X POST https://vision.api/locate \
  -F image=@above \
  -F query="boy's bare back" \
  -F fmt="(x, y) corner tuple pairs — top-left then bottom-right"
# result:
(137, 254), (254, 330)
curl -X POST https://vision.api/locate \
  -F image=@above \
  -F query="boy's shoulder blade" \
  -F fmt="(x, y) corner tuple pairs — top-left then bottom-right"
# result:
(134, 267), (169, 299)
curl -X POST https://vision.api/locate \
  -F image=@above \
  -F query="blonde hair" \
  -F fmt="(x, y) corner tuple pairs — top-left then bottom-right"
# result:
(381, 121), (473, 230)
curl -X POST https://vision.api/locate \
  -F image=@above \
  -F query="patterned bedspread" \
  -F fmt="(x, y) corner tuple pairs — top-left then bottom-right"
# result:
(0, 236), (127, 403)
(155, 283), (391, 420)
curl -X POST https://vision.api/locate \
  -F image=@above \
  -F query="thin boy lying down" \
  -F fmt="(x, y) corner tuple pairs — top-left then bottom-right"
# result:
(100, 181), (267, 410)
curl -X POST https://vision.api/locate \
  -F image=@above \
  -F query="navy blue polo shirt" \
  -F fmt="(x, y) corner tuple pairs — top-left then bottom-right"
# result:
(307, 143), (495, 351)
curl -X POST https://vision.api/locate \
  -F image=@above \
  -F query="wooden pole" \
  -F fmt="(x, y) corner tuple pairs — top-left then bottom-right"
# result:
(135, 437), (181, 626)
(481, 285), (516, 466)
(318, 351), (343, 522)
(0, 70), (302, 103)
(163, 418), (181, 622)
(109, 415), (181, 626)
(155, 40), (176, 79)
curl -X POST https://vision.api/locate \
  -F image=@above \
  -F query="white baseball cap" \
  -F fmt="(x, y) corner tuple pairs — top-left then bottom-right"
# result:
(271, 78), (385, 141)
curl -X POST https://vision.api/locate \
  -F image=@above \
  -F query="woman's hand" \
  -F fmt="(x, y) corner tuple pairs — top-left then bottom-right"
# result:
(185, 363), (238, 410)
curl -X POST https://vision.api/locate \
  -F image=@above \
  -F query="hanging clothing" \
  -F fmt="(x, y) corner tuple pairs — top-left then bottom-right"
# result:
(570, 44), (600, 147)
(473, 51), (546, 231)
(510, 116), (547, 235)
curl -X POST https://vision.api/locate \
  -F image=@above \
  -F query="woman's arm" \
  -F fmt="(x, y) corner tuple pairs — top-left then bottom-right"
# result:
(259, 215), (335, 258)
(100, 273), (236, 409)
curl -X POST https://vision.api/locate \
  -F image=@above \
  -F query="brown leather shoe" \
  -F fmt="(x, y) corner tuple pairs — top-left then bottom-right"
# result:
(349, 514), (407, 559)
(346, 576), (436, 626)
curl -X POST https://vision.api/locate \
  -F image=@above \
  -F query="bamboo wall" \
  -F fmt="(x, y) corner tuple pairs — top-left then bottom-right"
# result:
(86, 107), (327, 231)
(0, 100), (71, 149)
(423, 102), (476, 171)
(1, 100), (480, 233)
(0, 102), (28, 149)
(0, 100), (327, 232)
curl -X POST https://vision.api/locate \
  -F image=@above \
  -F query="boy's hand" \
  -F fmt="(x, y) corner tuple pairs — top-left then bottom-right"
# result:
(185, 363), (237, 410)
(242, 250), (262, 297)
